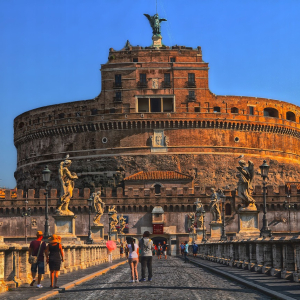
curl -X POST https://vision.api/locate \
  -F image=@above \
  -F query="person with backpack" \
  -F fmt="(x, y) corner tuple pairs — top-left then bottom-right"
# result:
(192, 242), (198, 257)
(139, 231), (153, 282)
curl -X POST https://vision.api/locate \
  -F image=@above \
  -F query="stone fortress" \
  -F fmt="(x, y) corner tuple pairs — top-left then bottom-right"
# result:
(4, 12), (300, 247)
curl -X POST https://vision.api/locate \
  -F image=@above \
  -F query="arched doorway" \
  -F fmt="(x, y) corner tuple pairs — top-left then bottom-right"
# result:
(151, 236), (167, 247)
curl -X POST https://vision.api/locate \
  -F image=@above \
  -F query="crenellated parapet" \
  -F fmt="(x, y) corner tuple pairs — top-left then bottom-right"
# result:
(0, 184), (299, 216)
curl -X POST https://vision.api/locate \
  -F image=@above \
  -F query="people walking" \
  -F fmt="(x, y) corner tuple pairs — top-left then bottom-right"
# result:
(139, 231), (153, 282)
(192, 242), (198, 257)
(125, 244), (129, 259)
(180, 242), (185, 256)
(120, 243), (124, 258)
(127, 237), (139, 282)
(162, 241), (168, 259)
(45, 234), (64, 288)
(157, 243), (162, 259)
(184, 241), (189, 263)
(28, 231), (47, 288)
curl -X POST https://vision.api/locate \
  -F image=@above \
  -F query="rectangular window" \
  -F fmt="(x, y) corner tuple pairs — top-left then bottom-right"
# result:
(164, 73), (170, 83)
(188, 73), (195, 83)
(115, 74), (121, 83)
(189, 91), (195, 99)
(133, 58), (138, 62)
(249, 106), (254, 115)
(138, 98), (149, 112)
(140, 73), (146, 83)
(150, 98), (161, 112)
(115, 91), (122, 100)
(170, 57), (176, 62)
(163, 98), (173, 112)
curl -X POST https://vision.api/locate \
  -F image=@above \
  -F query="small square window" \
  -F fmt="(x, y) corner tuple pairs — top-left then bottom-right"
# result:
(133, 58), (138, 62)
(170, 57), (176, 62)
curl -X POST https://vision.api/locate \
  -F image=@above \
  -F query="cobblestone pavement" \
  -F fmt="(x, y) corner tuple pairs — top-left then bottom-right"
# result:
(49, 257), (271, 300)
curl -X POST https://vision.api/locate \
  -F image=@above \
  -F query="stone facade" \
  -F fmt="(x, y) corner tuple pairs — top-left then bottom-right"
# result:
(13, 44), (300, 192)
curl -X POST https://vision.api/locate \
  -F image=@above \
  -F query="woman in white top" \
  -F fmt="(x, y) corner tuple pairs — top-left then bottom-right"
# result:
(127, 237), (139, 282)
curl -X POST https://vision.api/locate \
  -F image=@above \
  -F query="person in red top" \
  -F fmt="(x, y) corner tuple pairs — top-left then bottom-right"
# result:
(28, 231), (46, 288)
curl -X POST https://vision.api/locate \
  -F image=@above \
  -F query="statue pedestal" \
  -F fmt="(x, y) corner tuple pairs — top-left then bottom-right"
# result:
(210, 222), (223, 240)
(110, 231), (118, 241)
(194, 228), (206, 243)
(237, 210), (260, 239)
(119, 234), (126, 243)
(152, 35), (162, 47)
(91, 225), (104, 243)
(53, 215), (80, 243)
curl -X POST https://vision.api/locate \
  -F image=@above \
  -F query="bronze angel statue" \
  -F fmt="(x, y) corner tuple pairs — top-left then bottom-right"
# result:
(237, 160), (256, 210)
(144, 13), (167, 36)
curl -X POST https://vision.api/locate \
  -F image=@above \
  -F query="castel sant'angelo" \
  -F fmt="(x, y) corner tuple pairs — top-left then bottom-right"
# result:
(14, 13), (300, 193)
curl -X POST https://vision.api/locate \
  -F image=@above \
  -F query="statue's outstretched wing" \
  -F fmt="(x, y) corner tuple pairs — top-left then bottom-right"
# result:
(144, 14), (153, 26)
(248, 160), (254, 183)
(159, 18), (167, 22)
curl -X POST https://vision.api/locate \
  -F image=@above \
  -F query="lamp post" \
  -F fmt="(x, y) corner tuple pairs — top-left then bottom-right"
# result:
(21, 193), (31, 244)
(259, 160), (271, 237)
(220, 194), (227, 241)
(42, 165), (51, 239)
(284, 193), (294, 234)
(108, 210), (113, 240)
(86, 195), (94, 244)
(202, 210), (207, 242)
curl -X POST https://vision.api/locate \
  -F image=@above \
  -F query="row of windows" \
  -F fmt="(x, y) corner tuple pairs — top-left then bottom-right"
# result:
(130, 57), (176, 63)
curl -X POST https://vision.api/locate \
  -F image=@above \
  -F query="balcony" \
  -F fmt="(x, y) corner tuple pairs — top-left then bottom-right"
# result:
(162, 81), (171, 88)
(186, 81), (196, 88)
(113, 82), (122, 89)
(137, 81), (148, 88)
(113, 96), (122, 102)
(188, 95), (196, 102)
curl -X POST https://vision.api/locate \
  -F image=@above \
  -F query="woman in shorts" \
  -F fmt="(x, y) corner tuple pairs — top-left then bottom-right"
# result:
(45, 234), (64, 288)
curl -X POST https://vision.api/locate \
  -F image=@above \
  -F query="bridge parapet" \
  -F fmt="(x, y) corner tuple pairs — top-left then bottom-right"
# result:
(0, 243), (120, 292)
(197, 237), (300, 282)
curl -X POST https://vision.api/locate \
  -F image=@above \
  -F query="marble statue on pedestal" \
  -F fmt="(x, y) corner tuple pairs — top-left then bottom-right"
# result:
(108, 205), (118, 232)
(56, 155), (78, 216)
(93, 191), (105, 226)
(209, 188), (222, 222)
(194, 198), (204, 228)
(118, 214), (126, 234)
(187, 212), (196, 233)
(237, 160), (256, 210)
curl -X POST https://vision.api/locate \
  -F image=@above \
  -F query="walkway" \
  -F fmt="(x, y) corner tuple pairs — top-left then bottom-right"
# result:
(47, 256), (271, 300)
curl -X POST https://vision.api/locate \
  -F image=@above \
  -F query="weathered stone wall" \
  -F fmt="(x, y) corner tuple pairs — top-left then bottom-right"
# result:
(13, 46), (300, 191)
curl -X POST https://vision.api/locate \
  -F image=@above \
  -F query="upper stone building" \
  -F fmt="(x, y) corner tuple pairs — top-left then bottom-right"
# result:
(13, 19), (300, 192)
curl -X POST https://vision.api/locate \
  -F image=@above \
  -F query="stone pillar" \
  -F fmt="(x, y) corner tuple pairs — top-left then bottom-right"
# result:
(194, 228), (206, 243)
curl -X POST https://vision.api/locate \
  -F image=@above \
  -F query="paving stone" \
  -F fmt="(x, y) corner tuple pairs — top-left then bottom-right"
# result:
(48, 257), (271, 300)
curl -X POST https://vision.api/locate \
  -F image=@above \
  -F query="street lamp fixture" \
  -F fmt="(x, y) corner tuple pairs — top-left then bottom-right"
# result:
(21, 196), (31, 244)
(86, 195), (94, 244)
(202, 209), (207, 242)
(108, 210), (114, 240)
(220, 193), (227, 241)
(259, 160), (272, 237)
(42, 165), (51, 239)
(284, 193), (294, 234)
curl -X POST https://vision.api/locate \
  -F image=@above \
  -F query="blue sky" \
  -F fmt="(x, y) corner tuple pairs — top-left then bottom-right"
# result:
(1, 0), (300, 188)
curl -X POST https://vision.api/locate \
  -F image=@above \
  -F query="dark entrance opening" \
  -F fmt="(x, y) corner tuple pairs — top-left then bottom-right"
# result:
(151, 236), (167, 247)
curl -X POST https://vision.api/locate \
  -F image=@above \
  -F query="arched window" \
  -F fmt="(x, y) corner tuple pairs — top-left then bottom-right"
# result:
(213, 106), (221, 113)
(154, 184), (161, 194)
(286, 111), (296, 122)
(225, 203), (231, 215)
(264, 108), (278, 118)
(231, 107), (239, 114)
